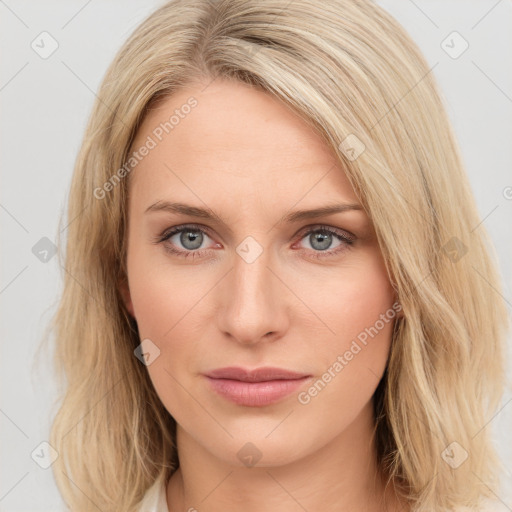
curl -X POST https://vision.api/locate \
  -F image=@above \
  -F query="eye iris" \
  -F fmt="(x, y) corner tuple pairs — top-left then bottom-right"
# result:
(181, 230), (203, 250)
(310, 231), (332, 251)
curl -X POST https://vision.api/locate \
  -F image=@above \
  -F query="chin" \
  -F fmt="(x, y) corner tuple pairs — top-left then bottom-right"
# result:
(201, 427), (318, 469)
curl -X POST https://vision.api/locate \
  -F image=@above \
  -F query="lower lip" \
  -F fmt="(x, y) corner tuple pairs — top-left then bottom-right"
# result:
(205, 376), (310, 407)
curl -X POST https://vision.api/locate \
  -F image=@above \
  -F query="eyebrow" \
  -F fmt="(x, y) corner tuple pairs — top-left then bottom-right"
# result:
(145, 200), (364, 226)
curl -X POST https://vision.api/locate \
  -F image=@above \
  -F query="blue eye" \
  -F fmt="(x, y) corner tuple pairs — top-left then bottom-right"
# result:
(154, 224), (355, 260)
(295, 227), (355, 259)
(156, 224), (217, 259)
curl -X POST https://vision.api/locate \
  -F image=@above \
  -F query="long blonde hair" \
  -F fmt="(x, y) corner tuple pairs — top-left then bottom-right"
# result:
(47, 0), (509, 510)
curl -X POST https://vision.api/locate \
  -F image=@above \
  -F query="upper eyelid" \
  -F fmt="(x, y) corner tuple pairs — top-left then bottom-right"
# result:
(159, 223), (215, 241)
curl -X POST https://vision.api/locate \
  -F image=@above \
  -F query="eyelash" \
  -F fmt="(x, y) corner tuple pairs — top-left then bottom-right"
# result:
(154, 223), (355, 260)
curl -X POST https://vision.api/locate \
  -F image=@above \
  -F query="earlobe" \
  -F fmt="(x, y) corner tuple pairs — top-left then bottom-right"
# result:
(119, 278), (135, 318)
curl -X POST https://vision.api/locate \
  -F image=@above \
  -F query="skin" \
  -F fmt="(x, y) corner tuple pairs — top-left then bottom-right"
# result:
(120, 78), (407, 511)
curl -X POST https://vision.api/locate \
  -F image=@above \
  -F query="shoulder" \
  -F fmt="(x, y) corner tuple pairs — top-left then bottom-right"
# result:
(137, 474), (168, 512)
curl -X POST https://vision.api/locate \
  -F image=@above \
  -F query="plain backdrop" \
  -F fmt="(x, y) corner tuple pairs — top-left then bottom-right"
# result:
(1, 1), (511, 510)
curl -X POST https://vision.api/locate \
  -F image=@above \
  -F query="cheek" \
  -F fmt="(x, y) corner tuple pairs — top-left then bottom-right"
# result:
(127, 238), (210, 340)
(300, 249), (395, 351)
(300, 322), (392, 434)
(297, 254), (395, 419)
(126, 245), (215, 408)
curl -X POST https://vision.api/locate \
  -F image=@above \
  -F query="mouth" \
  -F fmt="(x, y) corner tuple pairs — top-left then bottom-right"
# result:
(203, 366), (312, 407)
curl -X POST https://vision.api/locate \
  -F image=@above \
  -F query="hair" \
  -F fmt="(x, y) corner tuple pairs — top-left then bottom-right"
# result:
(45, 0), (509, 510)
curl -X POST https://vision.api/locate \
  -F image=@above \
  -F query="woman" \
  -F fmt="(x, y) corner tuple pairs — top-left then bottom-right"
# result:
(48, 1), (509, 511)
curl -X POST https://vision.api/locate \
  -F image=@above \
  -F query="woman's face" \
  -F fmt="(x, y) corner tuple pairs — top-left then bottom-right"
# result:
(121, 78), (398, 467)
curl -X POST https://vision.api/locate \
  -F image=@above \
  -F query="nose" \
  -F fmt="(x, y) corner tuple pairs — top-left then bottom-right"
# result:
(215, 245), (290, 346)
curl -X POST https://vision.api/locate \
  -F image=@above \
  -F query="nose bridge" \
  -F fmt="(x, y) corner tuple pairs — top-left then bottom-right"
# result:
(234, 245), (273, 304)
(216, 239), (288, 344)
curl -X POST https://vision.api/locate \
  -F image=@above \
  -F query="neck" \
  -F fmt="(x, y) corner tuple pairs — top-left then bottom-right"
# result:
(166, 401), (406, 512)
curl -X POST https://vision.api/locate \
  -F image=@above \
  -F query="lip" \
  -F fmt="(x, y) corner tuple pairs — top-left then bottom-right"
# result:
(203, 366), (312, 407)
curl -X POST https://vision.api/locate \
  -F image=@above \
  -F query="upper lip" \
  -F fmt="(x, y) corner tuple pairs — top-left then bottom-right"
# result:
(204, 366), (311, 382)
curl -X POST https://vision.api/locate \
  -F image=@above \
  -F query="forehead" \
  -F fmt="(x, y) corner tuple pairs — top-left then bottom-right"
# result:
(128, 79), (359, 212)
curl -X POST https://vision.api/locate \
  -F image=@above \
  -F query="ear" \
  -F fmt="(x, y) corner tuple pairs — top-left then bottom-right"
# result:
(119, 277), (135, 318)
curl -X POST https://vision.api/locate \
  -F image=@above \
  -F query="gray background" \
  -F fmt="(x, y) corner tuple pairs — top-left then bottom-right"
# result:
(1, 0), (511, 510)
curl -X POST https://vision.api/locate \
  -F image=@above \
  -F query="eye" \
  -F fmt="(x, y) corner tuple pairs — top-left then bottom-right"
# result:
(155, 224), (220, 259)
(153, 224), (355, 260)
(292, 225), (355, 259)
